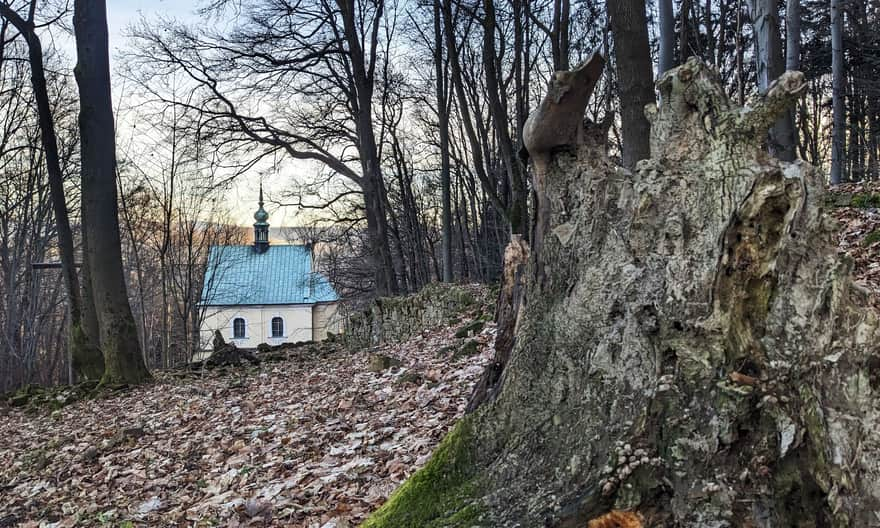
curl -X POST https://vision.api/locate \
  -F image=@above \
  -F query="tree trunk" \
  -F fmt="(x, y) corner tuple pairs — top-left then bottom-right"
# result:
(831, 0), (845, 184)
(785, 0), (800, 72)
(434, 0), (453, 283)
(73, 0), (150, 385)
(364, 59), (880, 528)
(736, 0), (745, 105)
(608, 0), (655, 169)
(751, 0), (796, 161)
(0, 2), (104, 381)
(679, 0), (692, 63)
(482, 0), (528, 236)
(658, 0), (676, 74)
(336, 0), (399, 296)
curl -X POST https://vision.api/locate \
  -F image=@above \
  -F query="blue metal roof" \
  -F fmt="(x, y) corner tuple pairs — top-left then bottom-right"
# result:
(200, 245), (339, 306)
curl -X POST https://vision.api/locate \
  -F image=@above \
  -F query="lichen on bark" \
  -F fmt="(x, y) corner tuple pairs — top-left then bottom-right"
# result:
(363, 58), (880, 527)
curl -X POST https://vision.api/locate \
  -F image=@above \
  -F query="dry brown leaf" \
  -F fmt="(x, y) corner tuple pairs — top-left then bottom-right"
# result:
(587, 510), (645, 528)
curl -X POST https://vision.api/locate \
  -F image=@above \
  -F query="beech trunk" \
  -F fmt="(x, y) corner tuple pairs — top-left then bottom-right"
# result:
(364, 59), (880, 527)
(74, 0), (150, 385)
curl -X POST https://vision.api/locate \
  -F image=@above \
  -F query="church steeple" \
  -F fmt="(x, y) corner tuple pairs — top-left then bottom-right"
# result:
(253, 184), (270, 254)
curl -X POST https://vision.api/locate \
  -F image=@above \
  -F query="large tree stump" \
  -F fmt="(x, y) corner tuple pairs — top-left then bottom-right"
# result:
(364, 58), (880, 527)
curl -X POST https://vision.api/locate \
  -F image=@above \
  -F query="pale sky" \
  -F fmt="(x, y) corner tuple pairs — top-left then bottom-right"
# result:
(110, 1), (282, 227)
(46, 0), (311, 227)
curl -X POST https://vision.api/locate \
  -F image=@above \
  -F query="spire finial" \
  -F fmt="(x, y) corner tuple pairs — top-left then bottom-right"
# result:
(253, 182), (270, 253)
(253, 183), (269, 224)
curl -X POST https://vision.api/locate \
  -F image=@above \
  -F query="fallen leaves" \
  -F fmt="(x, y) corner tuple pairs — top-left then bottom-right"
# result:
(828, 181), (880, 310)
(0, 317), (495, 527)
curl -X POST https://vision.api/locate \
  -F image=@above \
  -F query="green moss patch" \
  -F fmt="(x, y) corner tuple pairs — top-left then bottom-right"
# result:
(863, 230), (880, 247)
(850, 193), (880, 209)
(362, 418), (482, 527)
(4, 381), (101, 411)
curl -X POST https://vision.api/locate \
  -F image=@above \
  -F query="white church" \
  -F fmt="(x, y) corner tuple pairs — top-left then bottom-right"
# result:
(198, 190), (340, 350)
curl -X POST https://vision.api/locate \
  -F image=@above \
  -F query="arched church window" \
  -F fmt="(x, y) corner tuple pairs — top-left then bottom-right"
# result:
(233, 317), (246, 339)
(271, 317), (284, 337)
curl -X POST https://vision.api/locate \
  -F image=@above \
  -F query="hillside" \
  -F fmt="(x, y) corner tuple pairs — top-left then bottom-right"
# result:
(0, 184), (877, 528)
(827, 181), (880, 309)
(0, 306), (494, 527)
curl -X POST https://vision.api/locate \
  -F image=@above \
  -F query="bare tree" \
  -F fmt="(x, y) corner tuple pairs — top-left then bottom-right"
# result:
(73, 0), (150, 384)
(0, 30), (74, 391)
(830, 0), (845, 184)
(0, 0), (103, 380)
(750, 0), (796, 161)
(785, 0), (800, 72)
(608, 0), (655, 168)
(433, 0), (452, 283)
(128, 0), (401, 296)
(658, 0), (676, 74)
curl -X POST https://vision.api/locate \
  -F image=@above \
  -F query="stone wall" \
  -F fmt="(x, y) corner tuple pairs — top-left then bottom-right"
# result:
(344, 283), (492, 348)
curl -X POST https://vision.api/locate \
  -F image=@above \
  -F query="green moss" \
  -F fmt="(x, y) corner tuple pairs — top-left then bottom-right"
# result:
(396, 371), (425, 385)
(850, 193), (880, 208)
(863, 230), (880, 247)
(70, 322), (104, 381)
(362, 418), (482, 527)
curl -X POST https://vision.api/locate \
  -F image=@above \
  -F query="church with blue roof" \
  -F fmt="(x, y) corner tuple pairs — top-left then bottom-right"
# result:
(198, 189), (341, 350)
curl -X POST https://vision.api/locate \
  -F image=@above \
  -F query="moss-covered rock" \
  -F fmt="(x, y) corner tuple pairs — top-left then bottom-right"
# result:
(395, 371), (425, 386)
(5, 380), (101, 411)
(452, 340), (481, 360)
(850, 193), (880, 208)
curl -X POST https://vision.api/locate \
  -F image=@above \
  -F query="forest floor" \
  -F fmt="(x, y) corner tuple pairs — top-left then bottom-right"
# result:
(0, 182), (876, 528)
(828, 180), (880, 309)
(0, 317), (495, 527)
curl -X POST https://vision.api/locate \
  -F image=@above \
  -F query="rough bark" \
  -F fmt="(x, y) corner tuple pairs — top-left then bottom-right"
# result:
(0, 2), (104, 380)
(365, 58), (880, 527)
(679, 0), (692, 63)
(466, 235), (528, 413)
(785, 0), (800, 72)
(607, 0), (655, 169)
(74, 0), (150, 385)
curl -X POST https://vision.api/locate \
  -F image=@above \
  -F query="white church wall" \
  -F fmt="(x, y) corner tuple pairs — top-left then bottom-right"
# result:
(312, 302), (343, 340)
(200, 304), (314, 350)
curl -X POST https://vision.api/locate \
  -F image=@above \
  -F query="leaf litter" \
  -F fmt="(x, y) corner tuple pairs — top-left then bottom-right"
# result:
(0, 317), (495, 527)
(828, 181), (880, 310)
